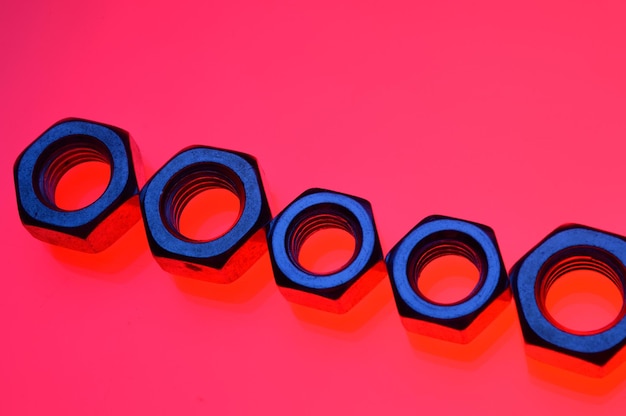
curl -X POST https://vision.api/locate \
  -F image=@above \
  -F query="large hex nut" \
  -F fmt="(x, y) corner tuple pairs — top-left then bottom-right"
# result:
(510, 224), (626, 377)
(386, 216), (510, 343)
(267, 188), (386, 314)
(140, 146), (272, 283)
(13, 118), (144, 253)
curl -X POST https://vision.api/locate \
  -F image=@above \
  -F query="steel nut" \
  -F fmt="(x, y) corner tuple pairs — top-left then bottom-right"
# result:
(140, 146), (271, 283)
(267, 188), (386, 313)
(13, 118), (144, 253)
(386, 216), (510, 343)
(510, 224), (626, 377)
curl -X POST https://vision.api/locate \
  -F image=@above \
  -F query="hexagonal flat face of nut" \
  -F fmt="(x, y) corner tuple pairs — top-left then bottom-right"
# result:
(267, 188), (386, 314)
(13, 118), (144, 253)
(140, 146), (272, 284)
(510, 224), (626, 377)
(386, 215), (510, 343)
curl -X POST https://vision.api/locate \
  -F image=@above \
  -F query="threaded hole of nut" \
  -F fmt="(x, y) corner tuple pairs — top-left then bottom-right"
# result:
(538, 252), (626, 335)
(35, 135), (112, 211)
(162, 163), (244, 242)
(289, 205), (360, 276)
(408, 236), (485, 306)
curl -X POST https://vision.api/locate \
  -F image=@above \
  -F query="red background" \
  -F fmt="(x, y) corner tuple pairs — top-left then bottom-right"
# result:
(3, 0), (626, 414)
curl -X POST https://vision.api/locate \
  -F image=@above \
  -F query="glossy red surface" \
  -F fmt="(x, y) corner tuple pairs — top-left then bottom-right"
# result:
(4, 1), (626, 413)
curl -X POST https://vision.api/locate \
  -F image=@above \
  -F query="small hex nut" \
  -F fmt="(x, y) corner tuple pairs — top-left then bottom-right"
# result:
(140, 145), (272, 283)
(386, 215), (510, 343)
(267, 188), (386, 314)
(13, 118), (144, 253)
(510, 224), (626, 377)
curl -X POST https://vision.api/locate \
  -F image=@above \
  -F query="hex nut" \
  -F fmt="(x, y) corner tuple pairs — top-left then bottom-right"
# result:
(386, 215), (510, 343)
(510, 224), (626, 377)
(13, 118), (144, 253)
(267, 188), (386, 314)
(140, 145), (272, 283)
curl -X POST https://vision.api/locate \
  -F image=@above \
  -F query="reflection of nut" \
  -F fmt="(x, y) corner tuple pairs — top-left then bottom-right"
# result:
(140, 146), (272, 283)
(13, 118), (144, 253)
(386, 215), (510, 343)
(267, 188), (386, 313)
(510, 224), (626, 377)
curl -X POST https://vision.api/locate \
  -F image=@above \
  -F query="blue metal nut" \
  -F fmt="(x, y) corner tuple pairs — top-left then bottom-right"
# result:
(386, 216), (510, 343)
(510, 224), (626, 377)
(267, 188), (386, 313)
(140, 146), (271, 283)
(13, 118), (144, 253)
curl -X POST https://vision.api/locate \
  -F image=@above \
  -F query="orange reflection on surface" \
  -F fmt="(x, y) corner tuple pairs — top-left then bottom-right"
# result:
(417, 253), (480, 305)
(406, 299), (516, 362)
(173, 251), (273, 304)
(526, 350), (626, 395)
(297, 226), (356, 275)
(49, 218), (149, 277)
(279, 261), (387, 314)
(178, 187), (241, 242)
(54, 160), (111, 211)
(544, 268), (624, 335)
(526, 343), (626, 380)
(402, 291), (511, 343)
(287, 270), (392, 332)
